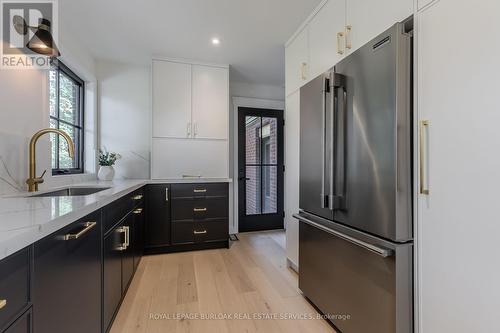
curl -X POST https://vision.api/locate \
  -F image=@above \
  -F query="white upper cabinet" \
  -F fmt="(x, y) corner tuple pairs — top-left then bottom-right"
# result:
(418, 0), (500, 332)
(308, 0), (346, 79)
(192, 65), (229, 140)
(346, 0), (413, 54)
(285, 27), (309, 96)
(417, 0), (435, 11)
(152, 60), (192, 138)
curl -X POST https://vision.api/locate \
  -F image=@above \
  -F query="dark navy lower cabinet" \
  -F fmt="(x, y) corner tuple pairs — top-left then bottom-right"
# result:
(33, 211), (101, 333)
(0, 248), (31, 333)
(145, 184), (171, 248)
(3, 308), (31, 333)
(103, 221), (125, 333)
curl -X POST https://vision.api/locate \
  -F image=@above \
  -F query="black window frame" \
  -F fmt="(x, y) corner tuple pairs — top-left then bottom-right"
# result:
(49, 60), (85, 175)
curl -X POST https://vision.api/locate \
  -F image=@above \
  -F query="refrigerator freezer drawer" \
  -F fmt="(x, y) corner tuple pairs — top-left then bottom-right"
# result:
(297, 214), (413, 333)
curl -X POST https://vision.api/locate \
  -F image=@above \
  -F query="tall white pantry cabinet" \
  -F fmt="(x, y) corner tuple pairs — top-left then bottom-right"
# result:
(416, 0), (500, 332)
(151, 59), (229, 179)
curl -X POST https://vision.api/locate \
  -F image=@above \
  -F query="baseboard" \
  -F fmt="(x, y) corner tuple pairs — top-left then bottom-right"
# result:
(286, 258), (299, 273)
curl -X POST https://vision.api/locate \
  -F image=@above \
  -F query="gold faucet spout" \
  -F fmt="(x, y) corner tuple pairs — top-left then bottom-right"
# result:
(26, 128), (75, 192)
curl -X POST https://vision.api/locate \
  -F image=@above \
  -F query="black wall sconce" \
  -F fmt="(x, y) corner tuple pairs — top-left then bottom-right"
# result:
(12, 15), (60, 57)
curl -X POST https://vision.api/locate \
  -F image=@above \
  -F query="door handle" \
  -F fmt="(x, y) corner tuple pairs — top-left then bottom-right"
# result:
(132, 194), (143, 200)
(337, 32), (345, 55)
(300, 62), (307, 80)
(193, 188), (207, 193)
(419, 120), (430, 195)
(193, 208), (207, 212)
(345, 25), (352, 50)
(62, 222), (97, 241)
(0, 299), (6, 310)
(194, 230), (207, 235)
(331, 73), (347, 210)
(116, 226), (128, 251)
(293, 214), (393, 258)
(165, 187), (169, 201)
(133, 208), (143, 214)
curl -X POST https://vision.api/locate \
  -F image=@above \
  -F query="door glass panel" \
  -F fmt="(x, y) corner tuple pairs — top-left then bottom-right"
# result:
(246, 166), (261, 215)
(244, 115), (279, 215)
(261, 117), (277, 165)
(245, 116), (261, 164)
(262, 166), (277, 214)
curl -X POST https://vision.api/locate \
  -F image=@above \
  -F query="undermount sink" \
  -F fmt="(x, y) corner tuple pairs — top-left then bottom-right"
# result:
(31, 187), (111, 197)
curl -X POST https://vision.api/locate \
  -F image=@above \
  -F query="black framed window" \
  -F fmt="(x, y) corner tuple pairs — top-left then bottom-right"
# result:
(49, 60), (84, 175)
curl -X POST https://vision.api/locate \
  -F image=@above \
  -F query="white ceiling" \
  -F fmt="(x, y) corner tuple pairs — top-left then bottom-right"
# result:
(59, 0), (322, 86)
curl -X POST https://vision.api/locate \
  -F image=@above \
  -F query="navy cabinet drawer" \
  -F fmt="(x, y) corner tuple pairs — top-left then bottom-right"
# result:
(171, 183), (228, 198)
(172, 197), (228, 221)
(4, 308), (31, 333)
(172, 219), (228, 245)
(104, 187), (144, 233)
(0, 248), (30, 331)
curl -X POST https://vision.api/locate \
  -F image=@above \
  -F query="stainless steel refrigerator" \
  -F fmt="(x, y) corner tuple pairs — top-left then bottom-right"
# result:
(294, 21), (413, 333)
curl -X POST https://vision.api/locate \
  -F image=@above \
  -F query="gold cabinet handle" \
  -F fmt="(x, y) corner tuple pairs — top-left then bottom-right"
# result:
(193, 208), (207, 212)
(193, 188), (207, 193)
(345, 25), (352, 50)
(337, 32), (345, 55)
(300, 62), (308, 80)
(63, 222), (97, 241)
(165, 187), (169, 201)
(0, 299), (6, 310)
(194, 230), (207, 235)
(420, 120), (430, 195)
(133, 208), (143, 214)
(132, 195), (143, 200)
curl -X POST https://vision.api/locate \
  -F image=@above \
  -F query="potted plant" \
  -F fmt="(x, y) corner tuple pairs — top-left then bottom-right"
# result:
(98, 149), (121, 181)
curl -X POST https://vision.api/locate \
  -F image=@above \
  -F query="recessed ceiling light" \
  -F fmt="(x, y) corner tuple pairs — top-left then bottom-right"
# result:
(211, 38), (220, 46)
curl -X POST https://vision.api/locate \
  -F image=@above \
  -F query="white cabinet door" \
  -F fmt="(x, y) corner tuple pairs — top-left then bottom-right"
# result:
(346, 0), (412, 54)
(284, 90), (300, 268)
(418, 1), (500, 332)
(152, 60), (191, 138)
(417, 0), (435, 11)
(308, 0), (346, 78)
(151, 138), (228, 179)
(285, 27), (308, 96)
(192, 65), (229, 140)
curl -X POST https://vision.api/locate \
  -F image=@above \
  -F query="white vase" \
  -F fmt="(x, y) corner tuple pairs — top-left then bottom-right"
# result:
(98, 166), (115, 181)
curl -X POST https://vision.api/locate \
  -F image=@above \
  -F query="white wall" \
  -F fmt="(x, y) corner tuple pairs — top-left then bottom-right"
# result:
(97, 60), (150, 179)
(0, 28), (97, 195)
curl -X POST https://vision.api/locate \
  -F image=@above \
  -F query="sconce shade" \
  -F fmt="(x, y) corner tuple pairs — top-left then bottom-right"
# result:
(27, 18), (60, 57)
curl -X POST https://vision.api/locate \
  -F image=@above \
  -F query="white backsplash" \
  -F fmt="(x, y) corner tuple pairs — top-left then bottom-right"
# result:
(0, 131), (95, 196)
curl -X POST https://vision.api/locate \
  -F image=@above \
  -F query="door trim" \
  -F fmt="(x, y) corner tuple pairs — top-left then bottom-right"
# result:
(232, 97), (285, 234)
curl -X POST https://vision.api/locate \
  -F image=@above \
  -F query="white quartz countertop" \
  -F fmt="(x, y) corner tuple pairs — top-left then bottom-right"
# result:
(0, 178), (232, 260)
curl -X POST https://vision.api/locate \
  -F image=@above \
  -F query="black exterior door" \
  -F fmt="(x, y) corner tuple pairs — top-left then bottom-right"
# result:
(238, 107), (284, 232)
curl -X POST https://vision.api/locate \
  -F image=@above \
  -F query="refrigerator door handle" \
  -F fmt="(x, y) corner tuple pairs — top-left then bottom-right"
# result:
(321, 76), (330, 209)
(294, 214), (393, 258)
(332, 73), (347, 210)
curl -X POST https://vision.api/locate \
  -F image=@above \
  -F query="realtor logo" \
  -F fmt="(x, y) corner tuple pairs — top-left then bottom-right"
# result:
(1, 0), (58, 69)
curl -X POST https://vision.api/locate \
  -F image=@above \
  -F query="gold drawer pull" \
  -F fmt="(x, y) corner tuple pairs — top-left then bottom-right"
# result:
(194, 230), (207, 235)
(133, 208), (143, 214)
(193, 189), (207, 193)
(193, 208), (207, 212)
(63, 222), (97, 241)
(0, 299), (6, 310)
(132, 194), (143, 200)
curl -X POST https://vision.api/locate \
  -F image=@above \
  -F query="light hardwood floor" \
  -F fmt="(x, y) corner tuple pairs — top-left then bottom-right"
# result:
(111, 230), (336, 333)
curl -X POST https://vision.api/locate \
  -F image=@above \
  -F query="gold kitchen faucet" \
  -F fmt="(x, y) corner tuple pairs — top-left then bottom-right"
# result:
(26, 129), (74, 192)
